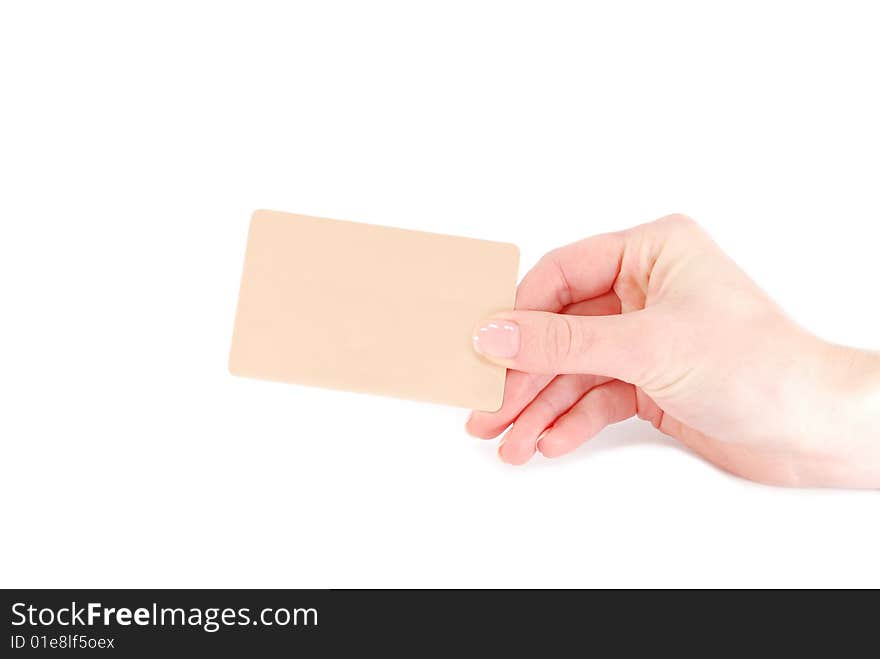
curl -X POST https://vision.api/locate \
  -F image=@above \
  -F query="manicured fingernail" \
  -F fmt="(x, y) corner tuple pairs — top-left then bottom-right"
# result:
(472, 320), (520, 359)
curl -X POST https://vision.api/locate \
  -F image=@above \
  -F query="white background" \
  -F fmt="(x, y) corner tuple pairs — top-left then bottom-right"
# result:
(1, 1), (878, 588)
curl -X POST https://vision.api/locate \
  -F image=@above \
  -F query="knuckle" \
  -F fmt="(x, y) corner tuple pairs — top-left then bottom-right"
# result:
(665, 212), (696, 227)
(543, 315), (578, 369)
(541, 246), (565, 263)
(656, 213), (700, 235)
(530, 395), (560, 420)
(647, 213), (709, 255)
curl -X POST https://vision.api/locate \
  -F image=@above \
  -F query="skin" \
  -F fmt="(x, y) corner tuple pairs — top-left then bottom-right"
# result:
(468, 214), (880, 489)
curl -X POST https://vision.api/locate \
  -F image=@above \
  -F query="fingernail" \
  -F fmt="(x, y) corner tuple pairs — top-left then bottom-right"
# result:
(472, 320), (520, 359)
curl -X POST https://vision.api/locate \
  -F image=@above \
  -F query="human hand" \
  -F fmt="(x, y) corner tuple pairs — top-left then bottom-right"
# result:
(468, 215), (880, 488)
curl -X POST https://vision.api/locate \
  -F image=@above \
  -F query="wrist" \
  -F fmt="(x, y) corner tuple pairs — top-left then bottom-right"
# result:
(812, 340), (880, 487)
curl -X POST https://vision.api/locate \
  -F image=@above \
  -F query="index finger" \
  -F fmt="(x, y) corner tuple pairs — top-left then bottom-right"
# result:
(515, 230), (627, 312)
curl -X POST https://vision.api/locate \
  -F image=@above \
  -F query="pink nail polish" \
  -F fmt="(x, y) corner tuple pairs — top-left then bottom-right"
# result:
(473, 320), (520, 359)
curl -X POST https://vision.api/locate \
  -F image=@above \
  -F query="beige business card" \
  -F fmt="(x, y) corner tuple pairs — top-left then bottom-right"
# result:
(229, 210), (519, 410)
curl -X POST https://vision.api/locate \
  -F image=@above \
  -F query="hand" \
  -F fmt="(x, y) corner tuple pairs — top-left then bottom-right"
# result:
(467, 214), (880, 488)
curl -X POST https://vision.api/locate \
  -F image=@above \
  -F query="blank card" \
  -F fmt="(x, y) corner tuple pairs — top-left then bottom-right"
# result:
(229, 210), (519, 410)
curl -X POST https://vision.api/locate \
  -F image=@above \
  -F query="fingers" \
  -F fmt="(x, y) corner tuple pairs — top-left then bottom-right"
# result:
(467, 216), (703, 464)
(466, 370), (554, 439)
(566, 290), (622, 317)
(472, 309), (654, 385)
(466, 292), (621, 439)
(537, 380), (637, 458)
(514, 214), (708, 314)
(496, 374), (614, 465)
(515, 232), (627, 311)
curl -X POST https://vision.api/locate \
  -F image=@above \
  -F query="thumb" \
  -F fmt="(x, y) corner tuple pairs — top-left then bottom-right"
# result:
(471, 310), (655, 385)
